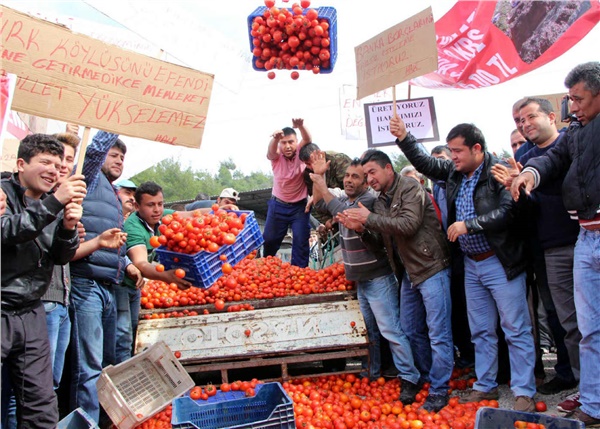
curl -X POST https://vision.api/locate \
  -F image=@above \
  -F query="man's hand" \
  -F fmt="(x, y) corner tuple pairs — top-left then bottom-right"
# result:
(271, 130), (284, 141)
(510, 171), (535, 201)
(491, 158), (522, 190)
(0, 188), (6, 216)
(164, 269), (192, 290)
(66, 123), (80, 135)
(219, 203), (239, 211)
(309, 150), (330, 175)
(77, 222), (86, 242)
(126, 263), (145, 289)
(447, 221), (467, 242)
(98, 228), (127, 249)
(389, 115), (408, 141)
(336, 211), (365, 232)
(54, 174), (87, 205)
(292, 118), (304, 128)
(63, 202), (83, 230)
(304, 195), (314, 213)
(342, 202), (371, 224)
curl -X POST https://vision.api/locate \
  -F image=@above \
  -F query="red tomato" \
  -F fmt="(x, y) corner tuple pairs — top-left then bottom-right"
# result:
(244, 329), (251, 337)
(222, 263), (233, 275)
(301, 0), (311, 8)
(149, 236), (161, 248)
(174, 351), (182, 359)
(264, 0), (275, 7)
(220, 383), (231, 392)
(174, 268), (186, 279)
(535, 401), (547, 412)
(291, 71), (299, 80)
(205, 384), (217, 397)
(214, 299), (225, 311)
(189, 387), (202, 400)
(223, 233), (236, 245)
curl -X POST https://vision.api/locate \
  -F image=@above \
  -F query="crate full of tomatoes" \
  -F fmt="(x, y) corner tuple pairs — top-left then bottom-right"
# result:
(171, 382), (294, 429)
(247, 2), (338, 74)
(155, 210), (263, 288)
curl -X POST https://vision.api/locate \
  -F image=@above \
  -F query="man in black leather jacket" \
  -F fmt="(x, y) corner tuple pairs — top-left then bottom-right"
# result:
(1, 134), (85, 428)
(392, 119), (536, 413)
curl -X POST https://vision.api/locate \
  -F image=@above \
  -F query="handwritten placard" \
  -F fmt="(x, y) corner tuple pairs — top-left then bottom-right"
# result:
(364, 97), (439, 148)
(1, 138), (19, 173)
(0, 5), (214, 148)
(354, 7), (437, 100)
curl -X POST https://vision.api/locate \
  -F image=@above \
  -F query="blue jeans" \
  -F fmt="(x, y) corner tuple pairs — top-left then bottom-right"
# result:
(357, 273), (420, 384)
(44, 302), (71, 390)
(573, 229), (600, 419)
(464, 255), (536, 397)
(69, 277), (117, 422)
(112, 285), (141, 363)
(401, 269), (454, 395)
(263, 198), (310, 268)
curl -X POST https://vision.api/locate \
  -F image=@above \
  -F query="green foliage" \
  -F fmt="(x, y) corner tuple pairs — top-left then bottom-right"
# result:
(391, 152), (411, 173)
(130, 157), (273, 202)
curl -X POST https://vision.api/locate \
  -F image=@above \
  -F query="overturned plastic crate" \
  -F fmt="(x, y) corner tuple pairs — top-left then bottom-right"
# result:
(97, 341), (195, 429)
(475, 407), (584, 429)
(171, 382), (294, 429)
(156, 210), (263, 288)
(57, 408), (99, 429)
(247, 6), (338, 73)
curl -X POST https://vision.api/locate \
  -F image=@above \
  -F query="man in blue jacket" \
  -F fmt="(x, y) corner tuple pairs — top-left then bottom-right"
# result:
(69, 131), (143, 422)
(1, 134), (85, 427)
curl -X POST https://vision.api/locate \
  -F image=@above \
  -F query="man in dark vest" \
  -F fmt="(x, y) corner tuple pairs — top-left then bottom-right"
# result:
(69, 131), (143, 422)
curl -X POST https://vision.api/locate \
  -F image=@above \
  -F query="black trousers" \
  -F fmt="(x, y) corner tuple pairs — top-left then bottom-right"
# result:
(1, 301), (58, 428)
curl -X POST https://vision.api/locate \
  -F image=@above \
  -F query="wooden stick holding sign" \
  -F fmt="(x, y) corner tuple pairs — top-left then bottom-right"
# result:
(75, 127), (91, 176)
(392, 86), (397, 117)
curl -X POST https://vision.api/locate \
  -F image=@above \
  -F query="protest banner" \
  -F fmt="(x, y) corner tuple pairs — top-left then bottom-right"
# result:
(0, 5), (214, 148)
(364, 96), (439, 148)
(411, 0), (600, 89)
(354, 7), (437, 100)
(1, 73), (17, 143)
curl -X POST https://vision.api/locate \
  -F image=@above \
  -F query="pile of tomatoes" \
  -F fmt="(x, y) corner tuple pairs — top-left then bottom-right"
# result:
(150, 207), (247, 255)
(251, 0), (333, 78)
(134, 372), (552, 429)
(140, 256), (353, 314)
(134, 405), (172, 429)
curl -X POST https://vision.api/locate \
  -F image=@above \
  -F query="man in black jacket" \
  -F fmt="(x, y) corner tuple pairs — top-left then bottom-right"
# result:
(392, 119), (536, 412)
(512, 61), (600, 426)
(1, 134), (85, 428)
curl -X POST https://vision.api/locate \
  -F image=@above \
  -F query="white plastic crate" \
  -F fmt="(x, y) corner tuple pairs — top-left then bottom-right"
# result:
(97, 341), (194, 429)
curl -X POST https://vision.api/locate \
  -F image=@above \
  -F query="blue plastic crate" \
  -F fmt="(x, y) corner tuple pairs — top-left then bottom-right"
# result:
(247, 6), (338, 73)
(475, 407), (584, 429)
(155, 211), (263, 288)
(57, 408), (99, 429)
(172, 382), (294, 429)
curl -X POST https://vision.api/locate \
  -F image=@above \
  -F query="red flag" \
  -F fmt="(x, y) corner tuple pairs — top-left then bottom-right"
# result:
(411, 0), (600, 89)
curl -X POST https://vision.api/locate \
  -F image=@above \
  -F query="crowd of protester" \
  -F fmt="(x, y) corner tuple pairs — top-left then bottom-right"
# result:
(1, 61), (598, 427)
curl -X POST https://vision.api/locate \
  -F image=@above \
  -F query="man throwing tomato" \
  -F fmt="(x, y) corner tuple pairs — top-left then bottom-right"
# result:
(263, 118), (312, 267)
